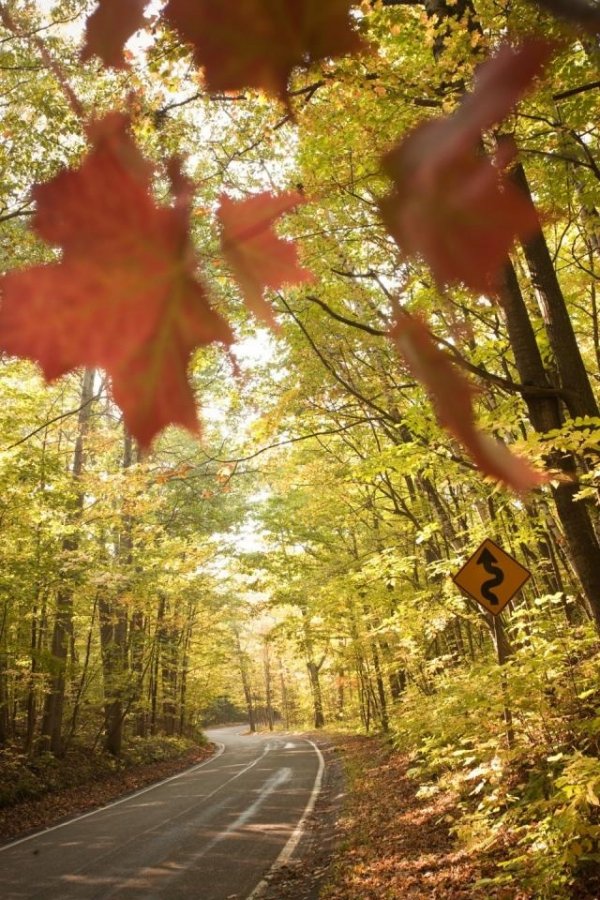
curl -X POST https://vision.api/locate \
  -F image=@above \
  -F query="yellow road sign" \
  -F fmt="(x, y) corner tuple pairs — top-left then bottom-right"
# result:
(453, 538), (531, 616)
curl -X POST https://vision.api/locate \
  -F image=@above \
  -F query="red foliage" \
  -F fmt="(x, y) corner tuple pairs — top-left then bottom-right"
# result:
(163, 0), (365, 100)
(218, 191), (313, 326)
(380, 41), (552, 293)
(390, 315), (547, 491)
(0, 10), (563, 482)
(81, 0), (147, 69)
(0, 115), (232, 446)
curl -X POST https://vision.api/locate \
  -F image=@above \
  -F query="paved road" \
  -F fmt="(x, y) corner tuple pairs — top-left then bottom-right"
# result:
(0, 726), (324, 899)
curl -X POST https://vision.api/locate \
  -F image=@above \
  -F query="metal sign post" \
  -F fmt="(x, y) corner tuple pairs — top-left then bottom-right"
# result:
(453, 538), (531, 749)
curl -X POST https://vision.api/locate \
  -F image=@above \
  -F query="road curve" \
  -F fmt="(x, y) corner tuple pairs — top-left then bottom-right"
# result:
(0, 726), (324, 899)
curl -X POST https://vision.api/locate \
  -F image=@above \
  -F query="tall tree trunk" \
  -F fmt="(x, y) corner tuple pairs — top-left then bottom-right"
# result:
(512, 161), (599, 420)
(234, 629), (256, 733)
(178, 615), (193, 737)
(66, 594), (98, 750)
(302, 612), (326, 728)
(40, 368), (95, 755)
(306, 659), (326, 729)
(499, 264), (600, 630)
(278, 655), (291, 729)
(99, 428), (133, 756)
(99, 590), (129, 754)
(161, 618), (179, 737)
(150, 594), (166, 736)
(263, 638), (274, 732)
(371, 641), (389, 733)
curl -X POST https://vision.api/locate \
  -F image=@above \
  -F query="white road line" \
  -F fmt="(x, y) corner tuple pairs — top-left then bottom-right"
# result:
(48, 742), (275, 892)
(246, 738), (325, 900)
(107, 767), (293, 895)
(0, 742), (226, 853)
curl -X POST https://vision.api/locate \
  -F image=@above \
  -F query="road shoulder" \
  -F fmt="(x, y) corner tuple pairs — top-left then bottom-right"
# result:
(251, 734), (345, 900)
(0, 743), (215, 845)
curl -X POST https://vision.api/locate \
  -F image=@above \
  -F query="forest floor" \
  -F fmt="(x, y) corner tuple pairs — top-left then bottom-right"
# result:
(254, 731), (504, 900)
(299, 733), (599, 900)
(0, 740), (213, 843)
(313, 733), (511, 900)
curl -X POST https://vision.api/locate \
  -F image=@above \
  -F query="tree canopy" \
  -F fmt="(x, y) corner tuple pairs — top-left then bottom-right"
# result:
(0, 1), (599, 896)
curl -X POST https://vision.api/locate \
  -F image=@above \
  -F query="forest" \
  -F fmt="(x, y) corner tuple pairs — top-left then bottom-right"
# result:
(0, 0), (599, 897)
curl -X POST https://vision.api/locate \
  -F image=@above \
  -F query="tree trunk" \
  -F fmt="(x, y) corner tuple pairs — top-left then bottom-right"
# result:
(99, 590), (128, 755)
(512, 162), (599, 420)
(302, 611), (326, 728)
(234, 629), (256, 733)
(263, 639), (274, 731)
(98, 428), (133, 756)
(498, 263), (600, 630)
(40, 368), (95, 755)
(306, 659), (326, 728)
(161, 620), (179, 737)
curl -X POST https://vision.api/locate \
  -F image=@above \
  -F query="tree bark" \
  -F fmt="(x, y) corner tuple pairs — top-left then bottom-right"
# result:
(512, 161), (599, 420)
(498, 264), (600, 630)
(234, 629), (256, 732)
(40, 368), (95, 755)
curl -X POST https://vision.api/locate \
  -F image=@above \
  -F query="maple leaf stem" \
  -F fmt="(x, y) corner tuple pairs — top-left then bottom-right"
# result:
(0, 2), (84, 120)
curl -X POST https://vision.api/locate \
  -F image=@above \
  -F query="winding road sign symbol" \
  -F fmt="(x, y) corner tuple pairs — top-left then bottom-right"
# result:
(477, 547), (504, 606)
(453, 538), (531, 615)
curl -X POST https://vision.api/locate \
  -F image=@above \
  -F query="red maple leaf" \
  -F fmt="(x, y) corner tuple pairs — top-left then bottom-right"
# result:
(380, 133), (540, 293)
(390, 314), (547, 491)
(218, 191), (313, 326)
(163, 0), (365, 100)
(0, 114), (232, 446)
(462, 40), (554, 138)
(81, 0), (147, 68)
(379, 40), (552, 293)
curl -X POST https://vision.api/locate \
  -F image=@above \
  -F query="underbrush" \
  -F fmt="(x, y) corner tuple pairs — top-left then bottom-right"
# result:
(0, 734), (206, 810)
(391, 609), (600, 899)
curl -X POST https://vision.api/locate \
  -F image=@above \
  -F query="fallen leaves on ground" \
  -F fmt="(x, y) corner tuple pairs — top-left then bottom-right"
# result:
(320, 734), (526, 900)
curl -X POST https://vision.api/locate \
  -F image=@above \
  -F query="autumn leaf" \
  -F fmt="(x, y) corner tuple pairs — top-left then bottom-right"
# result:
(390, 314), (547, 491)
(163, 0), (366, 101)
(380, 136), (540, 293)
(81, 0), (147, 69)
(458, 40), (554, 145)
(0, 114), (232, 446)
(379, 40), (552, 293)
(218, 191), (314, 326)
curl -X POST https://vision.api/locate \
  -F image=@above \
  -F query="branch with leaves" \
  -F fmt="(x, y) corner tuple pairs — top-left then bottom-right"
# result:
(0, 0), (593, 490)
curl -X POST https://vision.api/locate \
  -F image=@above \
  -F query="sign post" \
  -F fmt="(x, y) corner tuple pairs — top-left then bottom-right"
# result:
(453, 538), (531, 749)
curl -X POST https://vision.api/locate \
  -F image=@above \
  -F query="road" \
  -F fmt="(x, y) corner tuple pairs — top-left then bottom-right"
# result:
(0, 726), (324, 900)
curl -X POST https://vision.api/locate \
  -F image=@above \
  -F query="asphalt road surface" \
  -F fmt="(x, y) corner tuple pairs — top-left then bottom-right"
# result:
(0, 726), (324, 899)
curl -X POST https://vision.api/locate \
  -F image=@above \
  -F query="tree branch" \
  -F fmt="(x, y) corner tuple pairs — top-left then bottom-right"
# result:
(4, 389), (103, 451)
(553, 80), (600, 101)
(305, 293), (571, 401)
